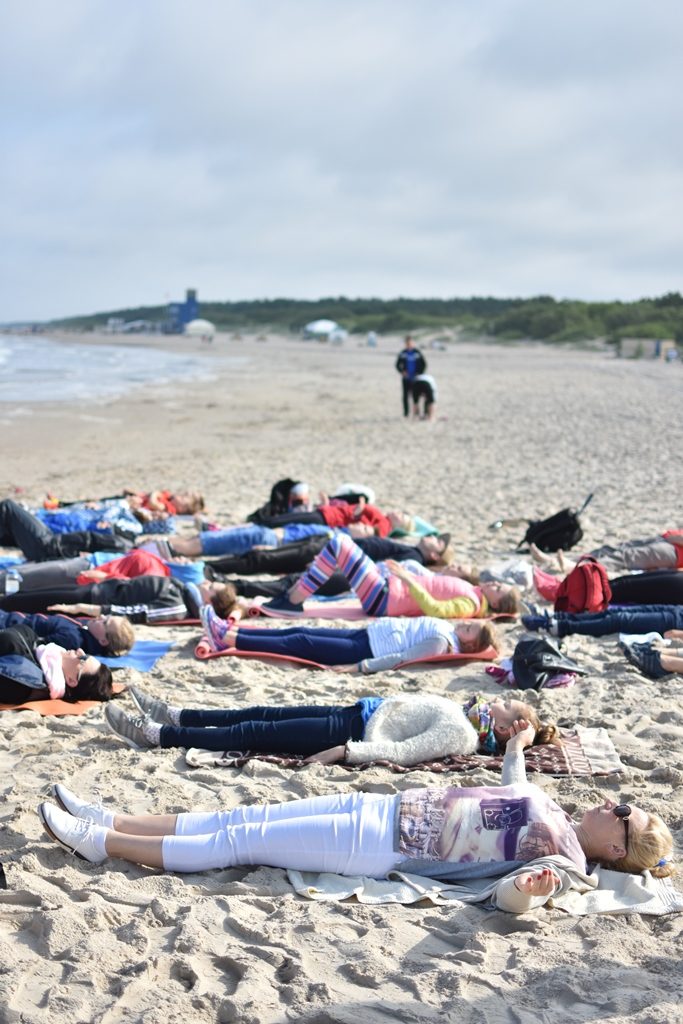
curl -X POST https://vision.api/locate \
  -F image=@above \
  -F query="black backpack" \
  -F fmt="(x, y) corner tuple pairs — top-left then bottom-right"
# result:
(515, 494), (593, 553)
(511, 637), (587, 690)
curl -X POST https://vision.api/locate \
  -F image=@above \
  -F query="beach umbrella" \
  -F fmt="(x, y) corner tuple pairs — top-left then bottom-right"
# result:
(185, 318), (216, 341)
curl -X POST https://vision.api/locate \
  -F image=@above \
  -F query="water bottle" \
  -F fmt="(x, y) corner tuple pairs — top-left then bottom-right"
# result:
(4, 570), (22, 595)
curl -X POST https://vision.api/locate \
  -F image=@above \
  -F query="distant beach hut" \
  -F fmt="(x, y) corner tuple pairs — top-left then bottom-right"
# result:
(185, 318), (216, 343)
(303, 319), (347, 342)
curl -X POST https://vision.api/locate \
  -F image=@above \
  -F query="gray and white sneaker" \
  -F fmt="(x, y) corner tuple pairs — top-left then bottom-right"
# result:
(38, 802), (108, 864)
(53, 783), (116, 828)
(129, 686), (174, 726)
(105, 704), (157, 750)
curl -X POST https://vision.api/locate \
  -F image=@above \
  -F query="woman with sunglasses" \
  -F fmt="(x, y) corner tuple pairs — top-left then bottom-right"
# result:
(0, 622), (113, 705)
(0, 609), (134, 658)
(38, 722), (673, 914)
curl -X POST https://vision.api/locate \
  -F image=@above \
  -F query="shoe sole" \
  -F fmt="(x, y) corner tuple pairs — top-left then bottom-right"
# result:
(37, 803), (90, 862)
(259, 605), (305, 619)
(52, 784), (72, 815)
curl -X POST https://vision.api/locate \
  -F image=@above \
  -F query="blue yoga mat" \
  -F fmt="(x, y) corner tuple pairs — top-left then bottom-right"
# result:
(100, 639), (174, 671)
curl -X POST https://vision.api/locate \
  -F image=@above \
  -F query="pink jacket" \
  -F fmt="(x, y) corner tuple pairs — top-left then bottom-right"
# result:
(386, 575), (483, 617)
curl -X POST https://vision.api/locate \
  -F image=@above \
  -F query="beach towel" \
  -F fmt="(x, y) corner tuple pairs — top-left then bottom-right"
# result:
(286, 863), (683, 916)
(194, 639), (498, 670)
(0, 681), (126, 716)
(184, 725), (621, 777)
(99, 639), (174, 672)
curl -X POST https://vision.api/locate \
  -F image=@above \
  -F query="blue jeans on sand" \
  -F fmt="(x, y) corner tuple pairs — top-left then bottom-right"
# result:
(555, 604), (683, 638)
(159, 702), (366, 754)
(235, 624), (373, 665)
(200, 523), (331, 557)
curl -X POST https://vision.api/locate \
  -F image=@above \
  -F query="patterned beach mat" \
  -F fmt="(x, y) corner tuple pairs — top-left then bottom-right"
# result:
(185, 726), (622, 777)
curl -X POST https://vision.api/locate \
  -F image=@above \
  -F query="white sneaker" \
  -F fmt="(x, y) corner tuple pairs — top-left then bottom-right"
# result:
(38, 802), (108, 864)
(53, 783), (116, 829)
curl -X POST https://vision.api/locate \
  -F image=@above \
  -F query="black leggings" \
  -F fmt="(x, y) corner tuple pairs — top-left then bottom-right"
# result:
(609, 571), (683, 605)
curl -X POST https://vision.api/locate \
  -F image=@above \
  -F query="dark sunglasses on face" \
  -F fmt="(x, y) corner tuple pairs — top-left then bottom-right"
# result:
(612, 803), (631, 849)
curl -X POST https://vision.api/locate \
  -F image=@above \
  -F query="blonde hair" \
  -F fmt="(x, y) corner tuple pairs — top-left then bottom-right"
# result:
(495, 586), (522, 616)
(612, 812), (675, 878)
(474, 621), (499, 653)
(438, 542), (455, 567)
(105, 616), (135, 655)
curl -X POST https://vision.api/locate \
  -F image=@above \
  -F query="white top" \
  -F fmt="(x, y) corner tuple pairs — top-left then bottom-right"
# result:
(363, 616), (458, 672)
(414, 373), (437, 401)
(346, 695), (478, 766)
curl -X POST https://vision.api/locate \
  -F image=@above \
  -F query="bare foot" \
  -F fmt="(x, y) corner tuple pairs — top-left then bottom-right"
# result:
(530, 542), (556, 567)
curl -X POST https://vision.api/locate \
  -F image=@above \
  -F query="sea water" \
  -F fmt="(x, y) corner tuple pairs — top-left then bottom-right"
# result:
(0, 333), (239, 404)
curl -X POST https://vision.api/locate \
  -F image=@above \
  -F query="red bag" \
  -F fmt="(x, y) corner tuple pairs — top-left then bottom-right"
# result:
(553, 557), (612, 614)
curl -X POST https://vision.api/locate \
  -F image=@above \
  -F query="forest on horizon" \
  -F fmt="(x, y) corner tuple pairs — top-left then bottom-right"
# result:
(48, 292), (683, 344)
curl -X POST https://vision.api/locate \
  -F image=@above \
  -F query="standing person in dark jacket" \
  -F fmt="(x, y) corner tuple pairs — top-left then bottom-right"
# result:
(395, 336), (426, 417)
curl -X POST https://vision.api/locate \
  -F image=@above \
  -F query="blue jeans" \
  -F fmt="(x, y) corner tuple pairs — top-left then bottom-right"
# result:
(159, 702), (365, 753)
(555, 604), (683, 638)
(235, 624), (373, 664)
(200, 525), (278, 557)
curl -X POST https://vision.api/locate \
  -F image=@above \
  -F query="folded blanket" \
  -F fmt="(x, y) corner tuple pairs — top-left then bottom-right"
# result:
(185, 725), (622, 777)
(287, 864), (683, 916)
(194, 640), (498, 670)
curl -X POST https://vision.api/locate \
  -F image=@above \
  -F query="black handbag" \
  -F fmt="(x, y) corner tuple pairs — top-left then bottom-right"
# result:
(512, 637), (587, 690)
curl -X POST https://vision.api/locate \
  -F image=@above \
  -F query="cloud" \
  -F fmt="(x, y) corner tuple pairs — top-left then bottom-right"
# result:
(1, 0), (682, 319)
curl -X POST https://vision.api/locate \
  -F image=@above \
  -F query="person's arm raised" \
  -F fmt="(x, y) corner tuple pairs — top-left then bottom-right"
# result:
(500, 720), (536, 785)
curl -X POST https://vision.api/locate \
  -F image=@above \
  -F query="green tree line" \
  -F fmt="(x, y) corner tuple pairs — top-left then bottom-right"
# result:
(49, 292), (683, 343)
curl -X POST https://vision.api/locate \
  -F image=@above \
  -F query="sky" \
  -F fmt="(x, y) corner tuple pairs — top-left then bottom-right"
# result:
(2, 0), (682, 321)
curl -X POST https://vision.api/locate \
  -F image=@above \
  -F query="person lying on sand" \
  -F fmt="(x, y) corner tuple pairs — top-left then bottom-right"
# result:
(104, 686), (560, 763)
(1, 566), (232, 625)
(0, 499), (131, 562)
(261, 534), (521, 618)
(38, 723), (674, 914)
(168, 521), (368, 560)
(523, 604), (683, 640)
(204, 531), (454, 580)
(215, 536), (455, 602)
(530, 529), (683, 574)
(200, 603), (497, 670)
(249, 501), (439, 542)
(534, 567), (683, 608)
(0, 623), (113, 705)
(619, 630), (683, 680)
(0, 609), (133, 657)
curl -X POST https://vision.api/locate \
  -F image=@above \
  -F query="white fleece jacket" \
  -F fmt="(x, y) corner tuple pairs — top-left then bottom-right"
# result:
(345, 695), (479, 767)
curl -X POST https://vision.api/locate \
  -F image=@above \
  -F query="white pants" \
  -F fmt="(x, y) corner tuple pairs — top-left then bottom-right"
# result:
(162, 791), (401, 876)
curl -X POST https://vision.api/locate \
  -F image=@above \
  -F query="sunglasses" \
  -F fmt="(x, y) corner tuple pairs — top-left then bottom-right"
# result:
(612, 803), (631, 849)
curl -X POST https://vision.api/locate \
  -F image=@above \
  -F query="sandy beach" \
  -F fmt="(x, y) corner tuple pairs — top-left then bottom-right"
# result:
(1, 333), (682, 1024)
